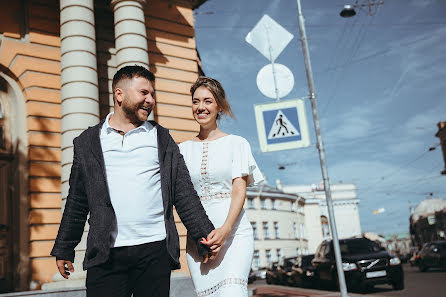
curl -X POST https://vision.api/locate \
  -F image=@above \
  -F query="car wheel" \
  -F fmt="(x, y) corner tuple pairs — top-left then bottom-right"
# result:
(392, 279), (404, 290)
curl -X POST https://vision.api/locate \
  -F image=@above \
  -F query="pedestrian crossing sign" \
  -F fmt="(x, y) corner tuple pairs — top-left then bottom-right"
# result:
(254, 99), (310, 152)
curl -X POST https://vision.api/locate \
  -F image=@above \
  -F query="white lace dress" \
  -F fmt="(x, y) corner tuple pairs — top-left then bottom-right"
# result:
(179, 135), (264, 297)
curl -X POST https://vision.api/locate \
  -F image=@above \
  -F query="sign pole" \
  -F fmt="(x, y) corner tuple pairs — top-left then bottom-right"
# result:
(296, 1), (349, 296)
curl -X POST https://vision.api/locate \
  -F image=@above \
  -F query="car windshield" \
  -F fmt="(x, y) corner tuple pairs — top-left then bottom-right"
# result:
(340, 239), (381, 254)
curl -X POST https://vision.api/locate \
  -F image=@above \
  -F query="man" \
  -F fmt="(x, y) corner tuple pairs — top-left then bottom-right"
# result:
(51, 65), (217, 297)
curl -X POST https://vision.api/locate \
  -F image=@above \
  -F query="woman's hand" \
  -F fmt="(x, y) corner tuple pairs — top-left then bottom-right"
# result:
(201, 225), (231, 256)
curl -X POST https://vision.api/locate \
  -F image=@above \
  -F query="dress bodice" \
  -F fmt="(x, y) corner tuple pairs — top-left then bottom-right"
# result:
(179, 135), (263, 203)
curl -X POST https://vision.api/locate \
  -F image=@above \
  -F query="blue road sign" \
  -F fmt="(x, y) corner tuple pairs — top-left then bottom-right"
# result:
(254, 99), (310, 152)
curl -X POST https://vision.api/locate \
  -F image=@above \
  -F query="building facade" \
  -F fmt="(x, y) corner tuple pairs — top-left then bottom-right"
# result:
(0, 0), (206, 292)
(245, 184), (307, 269)
(278, 182), (361, 254)
(410, 198), (446, 248)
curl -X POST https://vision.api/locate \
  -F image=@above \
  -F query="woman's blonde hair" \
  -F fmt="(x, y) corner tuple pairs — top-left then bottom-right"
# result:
(190, 76), (234, 119)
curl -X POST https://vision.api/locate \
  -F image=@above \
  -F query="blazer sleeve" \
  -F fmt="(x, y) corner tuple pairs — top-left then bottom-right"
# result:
(170, 137), (214, 257)
(50, 137), (89, 262)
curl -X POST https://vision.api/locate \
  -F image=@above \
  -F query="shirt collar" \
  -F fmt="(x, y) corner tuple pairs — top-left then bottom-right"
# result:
(103, 112), (153, 134)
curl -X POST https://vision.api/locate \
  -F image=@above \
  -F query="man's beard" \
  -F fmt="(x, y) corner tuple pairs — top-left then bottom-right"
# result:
(122, 97), (152, 123)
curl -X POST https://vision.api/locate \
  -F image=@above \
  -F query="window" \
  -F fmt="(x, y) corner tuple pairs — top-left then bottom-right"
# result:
(273, 221), (279, 239)
(263, 221), (270, 239)
(296, 248), (301, 256)
(251, 222), (258, 239)
(291, 201), (296, 212)
(276, 248), (282, 261)
(260, 198), (266, 209)
(253, 250), (260, 269)
(293, 222), (299, 239)
(321, 216), (330, 239)
(247, 198), (255, 209)
(298, 204), (304, 214)
(271, 199), (276, 210)
(265, 249), (272, 265)
(300, 223), (306, 239)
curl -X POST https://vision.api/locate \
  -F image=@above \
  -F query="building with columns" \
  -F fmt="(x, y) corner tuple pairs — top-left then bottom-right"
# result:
(244, 184), (307, 269)
(277, 181), (361, 254)
(0, 0), (207, 292)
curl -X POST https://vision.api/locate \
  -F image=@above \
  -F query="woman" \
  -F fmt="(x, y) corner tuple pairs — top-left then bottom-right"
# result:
(179, 77), (264, 297)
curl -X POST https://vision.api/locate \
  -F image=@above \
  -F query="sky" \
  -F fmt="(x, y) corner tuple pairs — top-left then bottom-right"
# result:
(193, 0), (446, 235)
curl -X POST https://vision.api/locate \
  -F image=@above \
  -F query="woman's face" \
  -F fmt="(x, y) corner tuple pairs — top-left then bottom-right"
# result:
(192, 86), (222, 127)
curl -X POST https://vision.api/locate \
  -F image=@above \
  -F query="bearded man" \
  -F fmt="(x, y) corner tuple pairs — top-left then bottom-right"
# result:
(51, 65), (217, 297)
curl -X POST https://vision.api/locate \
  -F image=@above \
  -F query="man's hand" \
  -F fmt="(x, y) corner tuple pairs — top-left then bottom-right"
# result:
(56, 259), (74, 279)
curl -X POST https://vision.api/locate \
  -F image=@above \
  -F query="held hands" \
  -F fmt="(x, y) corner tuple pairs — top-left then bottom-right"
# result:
(56, 259), (74, 279)
(200, 225), (231, 263)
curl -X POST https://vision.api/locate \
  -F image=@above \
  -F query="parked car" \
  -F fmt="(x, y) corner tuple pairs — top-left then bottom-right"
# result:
(417, 240), (446, 272)
(409, 251), (419, 267)
(312, 237), (404, 292)
(265, 262), (281, 284)
(278, 257), (298, 286)
(248, 269), (257, 284)
(287, 254), (315, 288)
(254, 267), (267, 280)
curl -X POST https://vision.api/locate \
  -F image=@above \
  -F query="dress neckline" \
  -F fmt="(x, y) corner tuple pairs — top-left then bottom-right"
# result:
(190, 134), (232, 143)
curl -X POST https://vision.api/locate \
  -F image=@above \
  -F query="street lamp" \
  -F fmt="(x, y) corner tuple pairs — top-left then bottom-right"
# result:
(340, 1), (384, 18)
(340, 5), (356, 18)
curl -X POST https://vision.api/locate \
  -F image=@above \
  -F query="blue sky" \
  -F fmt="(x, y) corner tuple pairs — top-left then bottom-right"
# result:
(193, 0), (446, 235)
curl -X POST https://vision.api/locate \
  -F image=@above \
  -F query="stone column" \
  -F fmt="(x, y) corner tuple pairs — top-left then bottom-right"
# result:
(111, 0), (152, 120)
(111, 0), (149, 69)
(43, 0), (99, 289)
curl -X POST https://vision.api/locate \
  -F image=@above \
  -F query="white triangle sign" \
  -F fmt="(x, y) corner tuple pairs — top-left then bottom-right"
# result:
(267, 110), (300, 139)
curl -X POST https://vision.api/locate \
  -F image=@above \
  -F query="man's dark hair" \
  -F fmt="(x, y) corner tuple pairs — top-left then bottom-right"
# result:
(112, 65), (155, 92)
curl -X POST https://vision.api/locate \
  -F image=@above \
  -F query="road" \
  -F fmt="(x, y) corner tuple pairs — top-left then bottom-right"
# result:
(251, 264), (446, 297)
(368, 263), (446, 297)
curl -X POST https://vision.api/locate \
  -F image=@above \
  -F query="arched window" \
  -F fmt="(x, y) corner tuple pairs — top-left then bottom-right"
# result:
(321, 215), (330, 239)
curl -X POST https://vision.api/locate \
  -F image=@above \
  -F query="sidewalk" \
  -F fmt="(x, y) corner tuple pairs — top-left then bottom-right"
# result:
(249, 284), (389, 297)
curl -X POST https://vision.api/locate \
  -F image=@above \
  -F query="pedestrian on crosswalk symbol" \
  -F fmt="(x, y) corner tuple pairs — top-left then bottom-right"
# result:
(269, 111), (299, 138)
(254, 99), (310, 152)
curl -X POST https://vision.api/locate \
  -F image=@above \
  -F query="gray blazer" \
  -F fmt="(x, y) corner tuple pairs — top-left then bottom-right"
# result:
(51, 120), (214, 270)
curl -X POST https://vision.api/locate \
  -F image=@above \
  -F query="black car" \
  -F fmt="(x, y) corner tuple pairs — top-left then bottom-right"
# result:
(248, 269), (257, 284)
(278, 257), (298, 286)
(287, 254), (315, 287)
(312, 237), (404, 292)
(417, 240), (446, 272)
(265, 262), (281, 284)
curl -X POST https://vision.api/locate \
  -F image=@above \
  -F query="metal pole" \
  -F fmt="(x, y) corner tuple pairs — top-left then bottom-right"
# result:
(296, 1), (349, 296)
(264, 23), (280, 101)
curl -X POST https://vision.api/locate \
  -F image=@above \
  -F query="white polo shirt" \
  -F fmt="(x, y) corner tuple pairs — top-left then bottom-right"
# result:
(100, 113), (166, 247)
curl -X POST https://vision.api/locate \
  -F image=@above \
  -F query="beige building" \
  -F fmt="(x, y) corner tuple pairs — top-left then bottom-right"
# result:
(245, 184), (307, 269)
(0, 0), (207, 292)
(278, 182), (361, 254)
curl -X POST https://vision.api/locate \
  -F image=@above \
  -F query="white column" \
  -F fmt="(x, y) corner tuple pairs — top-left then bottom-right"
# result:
(60, 0), (100, 202)
(43, 0), (99, 289)
(111, 0), (149, 69)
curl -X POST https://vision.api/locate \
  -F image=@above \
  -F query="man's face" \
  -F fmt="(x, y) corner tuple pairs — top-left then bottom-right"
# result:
(117, 76), (155, 123)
